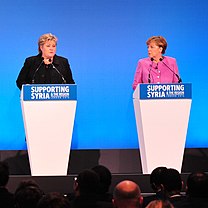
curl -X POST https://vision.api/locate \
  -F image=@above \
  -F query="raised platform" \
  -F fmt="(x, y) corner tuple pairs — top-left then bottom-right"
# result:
(3, 148), (208, 194)
(8, 173), (190, 195)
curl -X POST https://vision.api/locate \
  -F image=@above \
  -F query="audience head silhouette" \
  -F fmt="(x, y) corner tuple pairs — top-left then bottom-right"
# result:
(113, 180), (143, 208)
(0, 161), (9, 187)
(14, 180), (44, 208)
(162, 168), (183, 196)
(0, 161), (15, 208)
(150, 167), (167, 192)
(37, 192), (71, 208)
(74, 169), (100, 196)
(142, 167), (167, 207)
(186, 171), (208, 197)
(92, 165), (112, 194)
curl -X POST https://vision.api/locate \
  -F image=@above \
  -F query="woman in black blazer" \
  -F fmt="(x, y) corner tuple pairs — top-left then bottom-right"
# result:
(16, 33), (75, 90)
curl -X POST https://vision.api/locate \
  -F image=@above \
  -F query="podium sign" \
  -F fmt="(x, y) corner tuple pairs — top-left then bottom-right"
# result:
(21, 84), (77, 176)
(133, 83), (192, 174)
(22, 84), (77, 101)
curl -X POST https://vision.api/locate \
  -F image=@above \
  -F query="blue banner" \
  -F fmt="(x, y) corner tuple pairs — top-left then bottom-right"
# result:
(140, 83), (192, 100)
(23, 84), (77, 101)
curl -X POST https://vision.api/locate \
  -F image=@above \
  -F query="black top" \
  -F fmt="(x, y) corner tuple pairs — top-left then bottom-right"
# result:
(173, 196), (208, 208)
(0, 187), (15, 208)
(16, 53), (75, 90)
(69, 195), (113, 208)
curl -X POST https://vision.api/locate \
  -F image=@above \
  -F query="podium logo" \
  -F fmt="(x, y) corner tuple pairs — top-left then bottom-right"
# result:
(23, 84), (77, 101)
(30, 86), (70, 100)
(139, 84), (191, 100)
(147, 84), (185, 98)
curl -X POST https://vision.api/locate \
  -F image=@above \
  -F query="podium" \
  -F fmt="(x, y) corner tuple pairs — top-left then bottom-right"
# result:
(21, 84), (77, 176)
(133, 83), (192, 174)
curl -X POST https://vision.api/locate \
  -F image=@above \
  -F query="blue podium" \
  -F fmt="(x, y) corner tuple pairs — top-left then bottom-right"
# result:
(21, 84), (77, 176)
(133, 83), (192, 174)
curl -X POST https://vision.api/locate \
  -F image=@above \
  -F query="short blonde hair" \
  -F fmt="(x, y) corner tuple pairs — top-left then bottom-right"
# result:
(146, 36), (167, 54)
(38, 33), (58, 53)
(146, 200), (174, 208)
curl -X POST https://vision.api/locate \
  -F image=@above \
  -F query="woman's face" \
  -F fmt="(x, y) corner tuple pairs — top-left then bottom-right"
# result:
(40, 40), (56, 59)
(147, 41), (163, 60)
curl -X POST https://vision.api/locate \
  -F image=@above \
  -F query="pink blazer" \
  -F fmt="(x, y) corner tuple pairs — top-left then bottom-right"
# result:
(132, 56), (180, 90)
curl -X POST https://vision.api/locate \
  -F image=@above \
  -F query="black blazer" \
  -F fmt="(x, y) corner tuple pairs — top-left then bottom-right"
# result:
(16, 53), (75, 90)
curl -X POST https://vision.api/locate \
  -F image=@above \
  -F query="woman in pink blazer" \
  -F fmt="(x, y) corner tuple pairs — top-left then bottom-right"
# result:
(132, 36), (181, 90)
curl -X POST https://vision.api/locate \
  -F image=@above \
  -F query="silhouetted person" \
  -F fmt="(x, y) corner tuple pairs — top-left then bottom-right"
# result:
(162, 168), (185, 207)
(70, 169), (112, 208)
(113, 180), (143, 208)
(0, 161), (15, 208)
(186, 171), (208, 198)
(37, 192), (71, 208)
(92, 165), (113, 202)
(14, 180), (44, 208)
(142, 167), (167, 207)
(177, 171), (208, 208)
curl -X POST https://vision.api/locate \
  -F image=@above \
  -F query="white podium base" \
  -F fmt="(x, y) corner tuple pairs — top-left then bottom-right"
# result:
(134, 99), (191, 174)
(21, 100), (77, 176)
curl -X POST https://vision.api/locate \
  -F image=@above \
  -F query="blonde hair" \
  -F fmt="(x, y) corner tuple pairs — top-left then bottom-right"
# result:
(146, 36), (167, 54)
(145, 200), (174, 208)
(38, 33), (58, 53)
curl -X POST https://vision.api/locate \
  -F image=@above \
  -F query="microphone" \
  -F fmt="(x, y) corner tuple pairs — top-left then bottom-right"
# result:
(161, 57), (182, 83)
(148, 58), (154, 83)
(48, 59), (67, 84)
(159, 57), (164, 62)
(32, 58), (44, 84)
